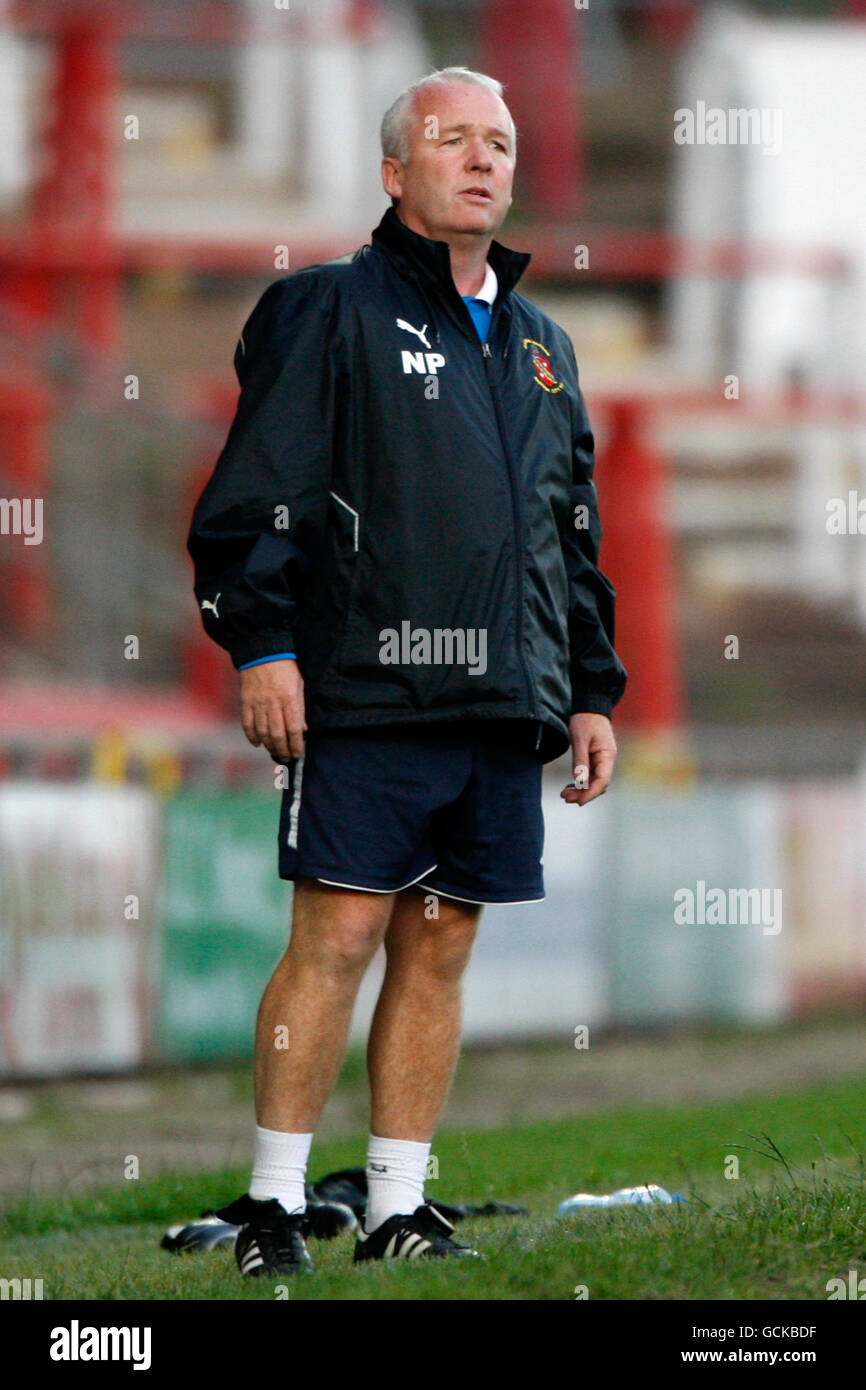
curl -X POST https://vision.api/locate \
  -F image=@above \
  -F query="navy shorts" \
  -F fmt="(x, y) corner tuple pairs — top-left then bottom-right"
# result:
(277, 720), (545, 904)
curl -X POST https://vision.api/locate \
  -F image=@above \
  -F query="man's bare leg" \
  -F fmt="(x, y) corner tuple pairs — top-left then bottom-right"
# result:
(254, 877), (396, 1132)
(367, 886), (482, 1140)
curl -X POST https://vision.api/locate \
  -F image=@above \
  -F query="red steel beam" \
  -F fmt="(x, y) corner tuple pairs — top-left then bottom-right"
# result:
(0, 228), (850, 280)
(595, 398), (683, 732)
(480, 0), (584, 219)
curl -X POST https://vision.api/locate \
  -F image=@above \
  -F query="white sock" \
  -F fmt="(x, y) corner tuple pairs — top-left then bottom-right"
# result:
(364, 1134), (431, 1233)
(248, 1126), (313, 1215)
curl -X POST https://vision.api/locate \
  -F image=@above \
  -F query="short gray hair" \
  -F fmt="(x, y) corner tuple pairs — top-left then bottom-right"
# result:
(380, 66), (517, 168)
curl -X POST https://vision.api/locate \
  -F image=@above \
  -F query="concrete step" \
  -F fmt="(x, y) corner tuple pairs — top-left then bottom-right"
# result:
(677, 540), (799, 594)
(671, 477), (795, 533)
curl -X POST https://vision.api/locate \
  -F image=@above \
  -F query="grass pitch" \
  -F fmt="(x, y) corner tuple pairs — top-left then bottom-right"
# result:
(3, 1074), (865, 1300)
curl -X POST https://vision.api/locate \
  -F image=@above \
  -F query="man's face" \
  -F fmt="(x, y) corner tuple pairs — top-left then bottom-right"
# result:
(383, 83), (515, 242)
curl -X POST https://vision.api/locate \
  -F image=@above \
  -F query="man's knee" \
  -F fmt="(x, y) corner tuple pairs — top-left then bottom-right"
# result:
(290, 878), (392, 974)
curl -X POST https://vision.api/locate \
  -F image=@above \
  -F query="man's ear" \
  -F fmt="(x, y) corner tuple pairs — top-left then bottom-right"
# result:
(381, 157), (403, 201)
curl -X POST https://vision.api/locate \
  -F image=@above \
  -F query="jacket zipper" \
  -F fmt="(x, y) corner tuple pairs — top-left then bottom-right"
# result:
(409, 270), (540, 735)
(480, 337), (538, 723)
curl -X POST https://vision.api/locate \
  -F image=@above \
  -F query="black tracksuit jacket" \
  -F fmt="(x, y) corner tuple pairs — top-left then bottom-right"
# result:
(188, 206), (627, 763)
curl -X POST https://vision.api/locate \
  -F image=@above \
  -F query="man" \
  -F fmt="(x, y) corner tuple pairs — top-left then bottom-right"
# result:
(188, 66), (626, 1278)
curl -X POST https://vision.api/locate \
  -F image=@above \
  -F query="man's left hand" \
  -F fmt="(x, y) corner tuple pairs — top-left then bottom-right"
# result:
(560, 712), (617, 806)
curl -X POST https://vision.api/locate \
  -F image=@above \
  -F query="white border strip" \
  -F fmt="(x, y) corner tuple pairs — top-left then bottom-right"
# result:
(420, 884), (546, 906)
(314, 862), (438, 894)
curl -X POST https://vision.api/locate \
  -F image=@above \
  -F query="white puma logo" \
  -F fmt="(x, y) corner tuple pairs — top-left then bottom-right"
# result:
(396, 318), (432, 350)
(201, 593), (221, 619)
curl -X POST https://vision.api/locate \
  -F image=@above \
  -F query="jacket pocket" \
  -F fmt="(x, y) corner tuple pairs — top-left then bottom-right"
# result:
(295, 490), (360, 681)
(314, 490), (361, 603)
(328, 490), (360, 555)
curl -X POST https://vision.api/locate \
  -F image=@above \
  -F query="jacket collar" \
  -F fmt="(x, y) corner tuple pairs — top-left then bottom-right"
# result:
(371, 204), (530, 309)
(472, 261), (498, 306)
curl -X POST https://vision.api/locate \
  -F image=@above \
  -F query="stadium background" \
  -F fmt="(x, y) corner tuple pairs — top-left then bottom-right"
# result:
(1, 0), (865, 1253)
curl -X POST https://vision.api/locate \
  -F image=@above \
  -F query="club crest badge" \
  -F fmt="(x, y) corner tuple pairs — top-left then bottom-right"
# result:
(523, 338), (563, 393)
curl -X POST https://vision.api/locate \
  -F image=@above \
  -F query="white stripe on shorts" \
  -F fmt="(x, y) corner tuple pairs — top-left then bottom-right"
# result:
(287, 753), (305, 849)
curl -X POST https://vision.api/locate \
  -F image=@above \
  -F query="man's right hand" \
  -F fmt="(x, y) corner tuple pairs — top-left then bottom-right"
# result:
(239, 659), (307, 762)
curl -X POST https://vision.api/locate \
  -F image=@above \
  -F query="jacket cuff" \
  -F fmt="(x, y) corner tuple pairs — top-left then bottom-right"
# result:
(570, 692), (615, 719)
(228, 631), (296, 671)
